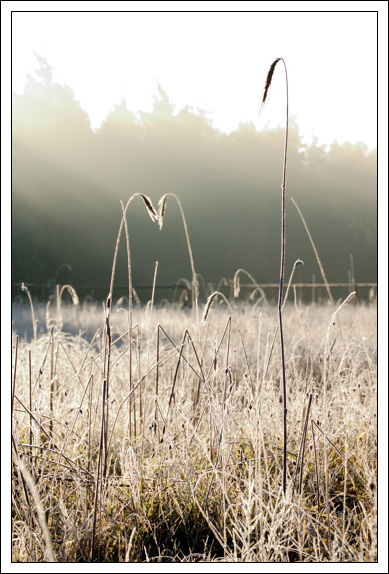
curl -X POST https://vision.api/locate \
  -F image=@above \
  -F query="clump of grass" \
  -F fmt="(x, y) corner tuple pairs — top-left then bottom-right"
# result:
(12, 448), (56, 562)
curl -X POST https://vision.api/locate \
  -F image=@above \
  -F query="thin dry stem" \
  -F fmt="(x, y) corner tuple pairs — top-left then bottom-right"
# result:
(260, 57), (289, 494)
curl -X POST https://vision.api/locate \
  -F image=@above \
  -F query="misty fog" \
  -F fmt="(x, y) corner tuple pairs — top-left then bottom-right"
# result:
(12, 60), (377, 302)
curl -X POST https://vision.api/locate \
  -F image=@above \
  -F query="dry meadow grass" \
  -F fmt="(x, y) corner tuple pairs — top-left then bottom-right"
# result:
(11, 293), (377, 563)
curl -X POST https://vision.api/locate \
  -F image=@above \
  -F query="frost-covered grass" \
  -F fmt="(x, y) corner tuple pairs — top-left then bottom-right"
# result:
(11, 296), (377, 562)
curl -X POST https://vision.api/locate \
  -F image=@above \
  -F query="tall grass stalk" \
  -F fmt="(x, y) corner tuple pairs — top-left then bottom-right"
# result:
(292, 392), (312, 500)
(49, 328), (55, 436)
(158, 193), (200, 339)
(28, 349), (33, 467)
(91, 377), (107, 562)
(262, 259), (304, 385)
(21, 282), (37, 344)
(142, 261), (159, 453)
(290, 198), (335, 309)
(322, 291), (356, 533)
(260, 57), (289, 493)
(109, 194), (159, 442)
(120, 200), (134, 440)
(11, 335), (19, 421)
(98, 192), (158, 470)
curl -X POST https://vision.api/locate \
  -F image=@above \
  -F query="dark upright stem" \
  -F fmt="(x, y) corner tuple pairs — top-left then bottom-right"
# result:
(277, 59), (289, 495)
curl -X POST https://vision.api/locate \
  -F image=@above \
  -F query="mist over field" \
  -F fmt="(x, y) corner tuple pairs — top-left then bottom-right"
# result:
(12, 60), (377, 302)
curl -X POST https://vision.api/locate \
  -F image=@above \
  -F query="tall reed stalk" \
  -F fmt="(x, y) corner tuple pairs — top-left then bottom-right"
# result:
(260, 58), (289, 494)
(158, 193), (200, 339)
(107, 193), (159, 442)
(21, 283), (37, 344)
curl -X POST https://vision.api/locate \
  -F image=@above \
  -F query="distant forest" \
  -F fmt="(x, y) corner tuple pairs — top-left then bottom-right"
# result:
(12, 59), (377, 302)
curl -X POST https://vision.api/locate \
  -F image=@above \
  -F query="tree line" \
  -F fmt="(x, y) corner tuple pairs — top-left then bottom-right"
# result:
(12, 60), (377, 301)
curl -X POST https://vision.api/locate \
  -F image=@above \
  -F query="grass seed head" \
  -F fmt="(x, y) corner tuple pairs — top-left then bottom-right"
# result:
(158, 194), (169, 230)
(139, 194), (159, 223)
(60, 284), (79, 306)
(202, 292), (219, 323)
(260, 57), (282, 116)
(233, 274), (241, 298)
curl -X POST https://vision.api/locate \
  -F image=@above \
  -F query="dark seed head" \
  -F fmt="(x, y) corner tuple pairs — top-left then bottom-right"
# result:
(261, 58), (282, 108)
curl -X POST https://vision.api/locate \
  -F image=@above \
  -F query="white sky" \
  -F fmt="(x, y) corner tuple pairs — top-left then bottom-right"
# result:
(7, 2), (384, 151)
